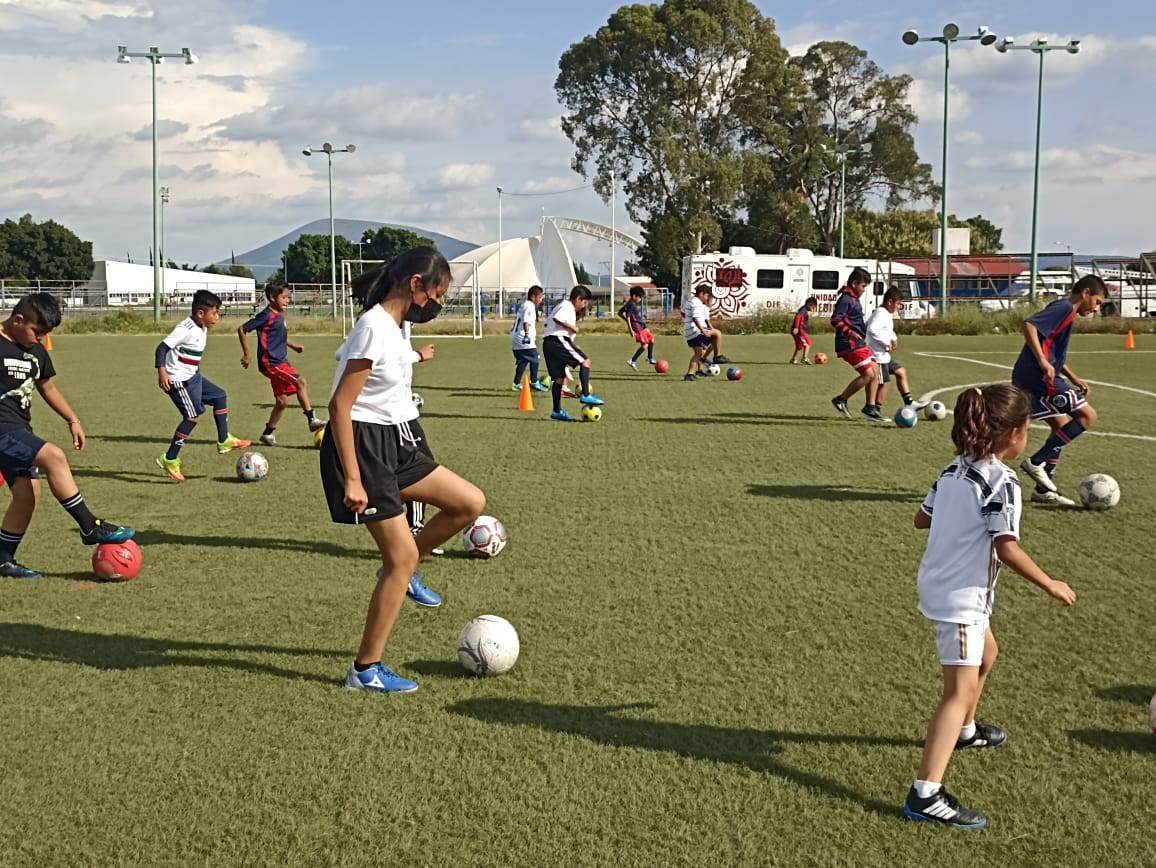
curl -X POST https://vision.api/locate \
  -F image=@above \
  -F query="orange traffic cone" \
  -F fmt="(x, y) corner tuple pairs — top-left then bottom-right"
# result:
(44, 334), (53, 351)
(1126, 329), (1135, 349)
(517, 373), (535, 412)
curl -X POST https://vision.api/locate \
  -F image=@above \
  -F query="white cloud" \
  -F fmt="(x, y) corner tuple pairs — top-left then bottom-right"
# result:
(0, 0), (150, 32)
(430, 162), (496, 191)
(513, 116), (563, 142)
(954, 129), (984, 145)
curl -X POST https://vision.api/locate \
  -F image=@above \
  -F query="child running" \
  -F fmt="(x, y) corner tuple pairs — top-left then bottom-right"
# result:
(830, 267), (882, 421)
(156, 290), (250, 481)
(542, 285), (604, 422)
(1012, 275), (1107, 506)
(0, 293), (133, 578)
(238, 283), (326, 446)
(865, 287), (928, 413)
(789, 297), (817, 365)
(904, 383), (1076, 829)
(509, 285), (549, 391)
(682, 283), (730, 381)
(618, 285), (656, 370)
(321, 246), (485, 694)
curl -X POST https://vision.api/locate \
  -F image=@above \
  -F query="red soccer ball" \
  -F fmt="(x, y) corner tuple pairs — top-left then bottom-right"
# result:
(654, 359), (670, 374)
(814, 352), (828, 365)
(92, 539), (142, 581)
(726, 367), (742, 381)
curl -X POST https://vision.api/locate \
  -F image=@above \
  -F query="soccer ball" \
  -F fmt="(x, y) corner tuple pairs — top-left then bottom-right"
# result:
(654, 359), (670, 374)
(92, 539), (142, 581)
(313, 426), (326, 449)
(412, 393), (424, 410)
(457, 615), (520, 677)
(924, 400), (947, 421)
(581, 404), (603, 422)
(1078, 473), (1120, 511)
(895, 406), (918, 428)
(462, 515), (507, 558)
(726, 367), (742, 381)
(235, 451), (269, 482)
(705, 363), (721, 377)
(814, 352), (828, 365)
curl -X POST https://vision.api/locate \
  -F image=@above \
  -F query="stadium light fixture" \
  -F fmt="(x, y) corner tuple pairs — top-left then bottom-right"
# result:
(303, 143), (356, 319)
(116, 45), (199, 321)
(993, 35), (1082, 303)
(901, 23), (998, 315)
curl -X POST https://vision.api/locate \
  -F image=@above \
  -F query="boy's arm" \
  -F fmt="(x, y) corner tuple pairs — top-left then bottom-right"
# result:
(237, 325), (251, 368)
(35, 378), (85, 450)
(1020, 320), (1054, 382)
(288, 339), (304, 354)
(155, 342), (171, 391)
(1060, 363), (1089, 395)
(694, 316), (713, 336)
(993, 536), (1076, 605)
(554, 316), (578, 335)
(914, 508), (932, 529)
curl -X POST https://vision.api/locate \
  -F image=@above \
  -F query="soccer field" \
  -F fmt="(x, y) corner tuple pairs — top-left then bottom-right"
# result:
(1, 332), (1153, 867)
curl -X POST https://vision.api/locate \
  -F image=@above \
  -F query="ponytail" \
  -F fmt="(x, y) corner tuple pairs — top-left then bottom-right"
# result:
(951, 384), (1031, 459)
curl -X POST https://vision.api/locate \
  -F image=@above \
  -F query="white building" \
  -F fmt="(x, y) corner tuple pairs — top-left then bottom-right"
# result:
(88, 260), (257, 307)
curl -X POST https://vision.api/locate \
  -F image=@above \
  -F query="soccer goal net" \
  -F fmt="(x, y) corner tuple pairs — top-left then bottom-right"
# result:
(339, 258), (482, 339)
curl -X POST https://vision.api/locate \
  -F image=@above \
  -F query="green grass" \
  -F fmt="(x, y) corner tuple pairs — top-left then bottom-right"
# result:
(1, 331), (1153, 867)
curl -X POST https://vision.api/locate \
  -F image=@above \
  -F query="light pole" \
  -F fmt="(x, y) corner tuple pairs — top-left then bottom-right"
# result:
(822, 143), (872, 257)
(116, 45), (198, 321)
(303, 143), (356, 319)
(496, 186), (503, 315)
(995, 36), (1081, 305)
(902, 24), (998, 315)
(159, 186), (170, 269)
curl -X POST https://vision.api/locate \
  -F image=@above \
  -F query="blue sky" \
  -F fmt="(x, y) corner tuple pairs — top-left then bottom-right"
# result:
(1, 0), (1153, 273)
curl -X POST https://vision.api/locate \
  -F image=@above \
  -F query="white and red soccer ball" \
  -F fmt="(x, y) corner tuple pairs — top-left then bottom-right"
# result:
(462, 515), (507, 558)
(92, 539), (142, 581)
(235, 451), (269, 482)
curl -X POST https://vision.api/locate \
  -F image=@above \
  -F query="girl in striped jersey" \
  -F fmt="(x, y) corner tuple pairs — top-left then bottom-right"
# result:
(903, 384), (1076, 829)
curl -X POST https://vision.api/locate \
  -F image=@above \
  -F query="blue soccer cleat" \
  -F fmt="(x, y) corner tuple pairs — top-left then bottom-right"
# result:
(551, 410), (577, 422)
(406, 571), (441, 607)
(0, 561), (44, 579)
(80, 519), (135, 546)
(344, 662), (418, 694)
(579, 393), (604, 406)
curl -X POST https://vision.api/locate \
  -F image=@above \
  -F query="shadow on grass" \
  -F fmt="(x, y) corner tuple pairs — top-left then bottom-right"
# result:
(131, 528), (368, 558)
(1067, 730), (1155, 753)
(449, 699), (915, 817)
(0, 623), (343, 686)
(748, 484), (921, 503)
(1095, 684), (1154, 705)
(73, 468), (175, 484)
(408, 659), (467, 677)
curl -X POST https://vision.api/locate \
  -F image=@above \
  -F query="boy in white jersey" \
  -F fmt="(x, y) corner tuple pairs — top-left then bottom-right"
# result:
(904, 384), (1075, 829)
(865, 287), (927, 415)
(681, 283), (729, 381)
(155, 290), (249, 482)
(509, 285), (548, 391)
(320, 247), (485, 694)
(542, 285), (603, 422)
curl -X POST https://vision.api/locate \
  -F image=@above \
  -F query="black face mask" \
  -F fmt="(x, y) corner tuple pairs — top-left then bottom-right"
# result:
(405, 300), (443, 323)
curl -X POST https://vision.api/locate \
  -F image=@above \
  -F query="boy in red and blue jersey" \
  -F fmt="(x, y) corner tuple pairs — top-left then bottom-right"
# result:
(1012, 275), (1107, 506)
(238, 284), (325, 447)
(617, 286), (656, 371)
(789, 297), (817, 365)
(830, 268), (883, 421)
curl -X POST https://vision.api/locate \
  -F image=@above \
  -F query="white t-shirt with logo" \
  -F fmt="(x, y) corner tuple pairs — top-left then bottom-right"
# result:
(160, 317), (208, 382)
(866, 307), (896, 364)
(544, 300), (577, 342)
(916, 455), (1022, 625)
(510, 300), (538, 350)
(683, 297), (711, 339)
(331, 305), (418, 425)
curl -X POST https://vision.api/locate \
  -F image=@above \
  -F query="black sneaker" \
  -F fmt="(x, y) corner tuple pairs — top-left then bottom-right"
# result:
(903, 786), (987, 828)
(956, 721), (1008, 750)
(713, 355), (732, 364)
(862, 406), (889, 423)
(80, 519), (135, 546)
(831, 396), (852, 419)
(0, 560), (44, 579)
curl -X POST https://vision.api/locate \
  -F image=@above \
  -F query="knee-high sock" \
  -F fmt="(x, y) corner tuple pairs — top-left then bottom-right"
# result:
(166, 418), (197, 460)
(579, 366), (591, 395)
(552, 381), (563, 412)
(213, 407), (230, 441)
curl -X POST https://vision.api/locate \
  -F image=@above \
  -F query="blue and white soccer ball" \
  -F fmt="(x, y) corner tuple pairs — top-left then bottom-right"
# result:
(924, 400), (947, 421)
(235, 451), (269, 482)
(457, 614), (520, 676)
(1078, 473), (1120, 511)
(894, 406), (918, 428)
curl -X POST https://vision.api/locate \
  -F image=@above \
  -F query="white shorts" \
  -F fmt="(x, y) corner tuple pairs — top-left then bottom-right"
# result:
(933, 620), (988, 667)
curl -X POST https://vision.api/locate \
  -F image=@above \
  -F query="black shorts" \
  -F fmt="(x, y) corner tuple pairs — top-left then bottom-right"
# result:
(543, 335), (586, 380)
(0, 428), (47, 482)
(686, 334), (711, 349)
(878, 359), (903, 384)
(319, 419), (439, 524)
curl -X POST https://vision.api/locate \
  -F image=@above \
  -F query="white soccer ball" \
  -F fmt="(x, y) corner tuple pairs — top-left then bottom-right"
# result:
(457, 615), (520, 676)
(412, 392), (424, 410)
(462, 515), (507, 558)
(706, 363), (721, 377)
(924, 400), (947, 421)
(1078, 473), (1120, 511)
(235, 451), (269, 482)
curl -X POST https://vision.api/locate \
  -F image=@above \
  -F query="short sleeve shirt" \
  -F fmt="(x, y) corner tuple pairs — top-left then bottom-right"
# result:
(683, 297), (710, 339)
(916, 456), (1022, 624)
(160, 317), (208, 382)
(330, 305), (418, 425)
(866, 307), (895, 363)
(0, 335), (55, 433)
(510, 300), (538, 350)
(544, 300), (577, 341)
(1013, 299), (1076, 385)
(241, 307), (288, 372)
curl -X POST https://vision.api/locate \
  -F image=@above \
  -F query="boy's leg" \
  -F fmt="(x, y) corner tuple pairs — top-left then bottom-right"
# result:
(578, 360), (592, 396)
(1027, 403), (1098, 493)
(0, 477), (41, 575)
(266, 394), (289, 433)
(646, 341), (655, 363)
(165, 417), (197, 461)
(631, 344), (646, 363)
(401, 465), (486, 558)
(202, 377), (250, 449)
(513, 351), (529, 388)
(551, 379), (564, 413)
(292, 375), (320, 426)
(32, 441), (132, 542)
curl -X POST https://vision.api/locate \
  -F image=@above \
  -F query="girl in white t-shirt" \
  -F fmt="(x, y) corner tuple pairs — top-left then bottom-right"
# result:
(320, 247), (485, 695)
(903, 383), (1076, 829)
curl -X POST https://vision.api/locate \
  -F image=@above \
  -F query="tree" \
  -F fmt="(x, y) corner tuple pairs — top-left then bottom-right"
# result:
(574, 262), (592, 285)
(958, 214), (1003, 255)
(0, 213), (93, 280)
(845, 209), (1007, 258)
(227, 264), (255, 280)
(359, 226), (435, 262)
(283, 233), (357, 284)
(556, 0), (799, 297)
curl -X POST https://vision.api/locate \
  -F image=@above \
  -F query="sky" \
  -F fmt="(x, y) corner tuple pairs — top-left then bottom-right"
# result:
(1, 0), (1153, 275)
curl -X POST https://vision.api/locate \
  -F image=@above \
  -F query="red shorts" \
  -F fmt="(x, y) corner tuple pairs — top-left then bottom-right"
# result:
(793, 333), (811, 351)
(838, 346), (875, 371)
(633, 328), (654, 345)
(263, 362), (301, 396)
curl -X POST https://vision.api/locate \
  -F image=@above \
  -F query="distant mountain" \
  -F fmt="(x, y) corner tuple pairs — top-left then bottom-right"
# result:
(219, 219), (479, 281)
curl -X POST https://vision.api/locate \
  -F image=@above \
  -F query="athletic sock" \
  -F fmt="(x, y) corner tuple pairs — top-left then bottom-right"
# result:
(166, 419), (197, 461)
(213, 407), (230, 442)
(632, 346), (645, 363)
(353, 661), (373, 673)
(0, 529), (24, 563)
(913, 779), (940, 799)
(1031, 419), (1086, 466)
(579, 366), (591, 395)
(263, 425), (276, 437)
(59, 492), (97, 534)
(959, 721), (977, 741)
(552, 381), (563, 412)
(303, 408), (316, 423)
(902, 392), (913, 405)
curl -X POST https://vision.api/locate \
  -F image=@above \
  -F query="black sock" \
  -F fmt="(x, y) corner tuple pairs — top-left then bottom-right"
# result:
(353, 661), (373, 673)
(303, 408), (316, 422)
(902, 393), (913, 405)
(579, 366), (591, 395)
(632, 346), (645, 362)
(59, 492), (97, 534)
(552, 381), (563, 412)
(0, 529), (23, 563)
(263, 425), (276, 437)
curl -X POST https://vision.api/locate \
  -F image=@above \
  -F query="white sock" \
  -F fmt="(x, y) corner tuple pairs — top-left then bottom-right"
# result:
(913, 779), (940, 799)
(960, 721), (976, 741)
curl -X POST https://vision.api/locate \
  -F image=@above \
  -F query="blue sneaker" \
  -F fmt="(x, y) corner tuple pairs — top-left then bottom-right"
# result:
(406, 572), (442, 607)
(579, 393), (604, 406)
(531, 381), (549, 392)
(0, 561), (44, 579)
(344, 662), (418, 694)
(80, 519), (134, 545)
(550, 409), (577, 422)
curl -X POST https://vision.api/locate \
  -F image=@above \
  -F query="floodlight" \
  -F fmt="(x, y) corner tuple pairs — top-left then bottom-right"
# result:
(345, 144), (356, 154)
(1034, 37), (1049, 47)
(978, 26), (997, 46)
(861, 143), (873, 154)
(302, 147), (313, 156)
(902, 29), (919, 45)
(942, 23), (960, 40)
(1067, 40), (1081, 54)
(995, 36), (1015, 53)
(322, 143), (333, 153)
(116, 45), (130, 63)
(182, 48), (198, 65)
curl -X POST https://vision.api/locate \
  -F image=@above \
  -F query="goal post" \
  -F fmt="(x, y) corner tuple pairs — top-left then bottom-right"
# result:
(340, 258), (482, 339)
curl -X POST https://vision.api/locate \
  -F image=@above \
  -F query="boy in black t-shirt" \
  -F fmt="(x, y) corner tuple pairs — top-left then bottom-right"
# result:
(0, 293), (133, 578)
